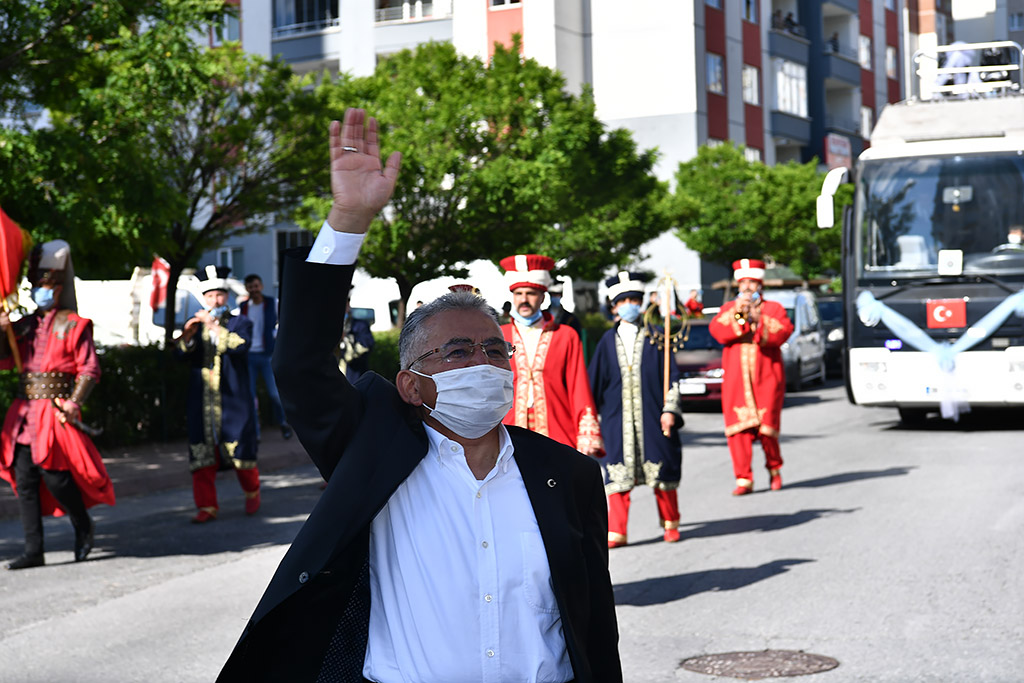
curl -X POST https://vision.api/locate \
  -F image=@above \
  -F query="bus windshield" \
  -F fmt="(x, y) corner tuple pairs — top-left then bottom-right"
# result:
(856, 152), (1024, 278)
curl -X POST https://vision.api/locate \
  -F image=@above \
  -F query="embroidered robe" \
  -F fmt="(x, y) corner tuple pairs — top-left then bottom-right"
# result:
(176, 313), (258, 471)
(588, 321), (683, 495)
(709, 300), (794, 437)
(501, 314), (602, 453)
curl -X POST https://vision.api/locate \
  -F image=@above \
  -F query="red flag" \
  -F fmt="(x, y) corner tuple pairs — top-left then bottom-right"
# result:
(150, 256), (170, 310)
(0, 206), (31, 299)
(926, 298), (967, 329)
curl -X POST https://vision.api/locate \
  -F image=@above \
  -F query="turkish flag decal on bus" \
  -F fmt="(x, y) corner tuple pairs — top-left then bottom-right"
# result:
(926, 298), (966, 328)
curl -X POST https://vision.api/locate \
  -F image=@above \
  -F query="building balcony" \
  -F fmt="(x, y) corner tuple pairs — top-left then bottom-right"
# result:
(770, 110), (812, 145)
(823, 0), (857, 15)
(824, 114), (860, 136)
(822, 51), (861, 87)
(768, 28), (810, 65)
(271, 30), (339, 70)
(375, 1), (452, 24)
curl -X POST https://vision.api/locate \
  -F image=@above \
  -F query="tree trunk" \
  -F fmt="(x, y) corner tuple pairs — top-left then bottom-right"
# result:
(395, 276), (414, 329)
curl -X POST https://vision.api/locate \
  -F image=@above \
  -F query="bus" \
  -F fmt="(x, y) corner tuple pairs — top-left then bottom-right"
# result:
(816, 41), (1024, 423)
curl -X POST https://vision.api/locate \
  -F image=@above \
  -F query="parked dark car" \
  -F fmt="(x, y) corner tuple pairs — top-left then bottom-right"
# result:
(674, 313), (724, 404)
(761, 289), (826, 391)
(816, 294), (844, 377)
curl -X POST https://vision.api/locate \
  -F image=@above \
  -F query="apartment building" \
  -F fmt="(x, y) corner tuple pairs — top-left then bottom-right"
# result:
(200, 0), (912, 306)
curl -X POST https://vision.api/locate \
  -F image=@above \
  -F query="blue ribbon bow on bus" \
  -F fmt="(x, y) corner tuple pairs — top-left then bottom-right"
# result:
(856, 289), (1024, 419)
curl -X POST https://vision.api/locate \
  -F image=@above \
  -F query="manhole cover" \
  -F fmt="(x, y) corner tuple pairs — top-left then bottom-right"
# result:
(680, 650), (839, 679)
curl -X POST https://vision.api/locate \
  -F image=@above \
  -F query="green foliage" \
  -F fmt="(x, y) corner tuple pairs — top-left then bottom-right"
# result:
(669, 142), (850, 279)
(0, 2), (329, 346)
(89, 345), (191, 447)
(368, 329), (402, 381)
(298, 39), (669, 319)
(579, 311), (613, 362)
(0, 346), (190, 450)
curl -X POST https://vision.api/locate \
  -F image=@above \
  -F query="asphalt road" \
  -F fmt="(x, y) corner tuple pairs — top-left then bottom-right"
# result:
(0, 381), (1021, 682)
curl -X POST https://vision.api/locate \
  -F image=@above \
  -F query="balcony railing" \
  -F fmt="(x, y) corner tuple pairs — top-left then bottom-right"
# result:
(375, 1), (445, 23)
(273, 17), (340, 38)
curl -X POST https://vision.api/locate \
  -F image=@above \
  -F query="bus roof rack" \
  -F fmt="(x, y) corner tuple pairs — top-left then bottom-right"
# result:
(913, 41), (1023, 101)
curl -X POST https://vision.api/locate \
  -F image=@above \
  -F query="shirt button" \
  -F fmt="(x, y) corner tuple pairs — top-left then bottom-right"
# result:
(481, 541), (488, 548)
(450, 445), (458, 452)
(486, 649), (495, 658)
(476, 491), (482, 498)
(298, 571), (309, 584)
(484, 594), (492, 602)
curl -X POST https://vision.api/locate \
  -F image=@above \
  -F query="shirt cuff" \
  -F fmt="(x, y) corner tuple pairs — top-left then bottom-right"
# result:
(306, 220), (365, 265)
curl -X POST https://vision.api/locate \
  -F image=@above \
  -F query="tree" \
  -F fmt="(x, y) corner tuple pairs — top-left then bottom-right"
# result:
(297, 39), (670, 323)
(0, 2), (329, 343)
(669, 142), (851, 279)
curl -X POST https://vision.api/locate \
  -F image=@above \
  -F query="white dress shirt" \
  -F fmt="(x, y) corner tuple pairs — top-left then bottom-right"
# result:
(306, 222), (572, 683)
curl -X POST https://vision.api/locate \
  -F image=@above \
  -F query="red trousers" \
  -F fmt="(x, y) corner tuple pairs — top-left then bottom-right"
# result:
(192, 464), (260, 515)
(727, 429), (783, 483)
(607, 489), (679, 543)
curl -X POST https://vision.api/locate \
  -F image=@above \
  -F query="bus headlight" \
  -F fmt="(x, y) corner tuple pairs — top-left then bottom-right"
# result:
(827, 328), (844, 342)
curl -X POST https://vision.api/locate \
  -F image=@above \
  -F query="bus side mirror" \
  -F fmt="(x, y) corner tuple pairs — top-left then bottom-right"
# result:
(816, 195), (835, 228)
(817, 166), (849, 229)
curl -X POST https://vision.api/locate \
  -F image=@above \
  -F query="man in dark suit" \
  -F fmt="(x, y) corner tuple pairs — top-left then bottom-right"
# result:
(218, 109), (621, 682)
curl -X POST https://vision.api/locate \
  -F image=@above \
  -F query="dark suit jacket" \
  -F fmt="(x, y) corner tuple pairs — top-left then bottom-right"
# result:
(218, 248), (622, 683)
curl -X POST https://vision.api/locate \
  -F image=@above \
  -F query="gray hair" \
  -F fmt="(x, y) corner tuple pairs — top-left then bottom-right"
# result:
(399, 291), (500, 369)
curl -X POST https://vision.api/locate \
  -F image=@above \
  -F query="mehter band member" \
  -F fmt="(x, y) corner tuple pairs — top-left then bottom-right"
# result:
(710, 259), (794, 495)
(0, 239), (114, 569)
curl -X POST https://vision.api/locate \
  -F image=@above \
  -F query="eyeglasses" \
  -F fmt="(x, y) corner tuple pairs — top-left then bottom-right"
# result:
(410, 340), (515, 368)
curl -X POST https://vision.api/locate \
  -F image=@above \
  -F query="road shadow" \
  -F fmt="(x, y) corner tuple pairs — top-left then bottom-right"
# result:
(679, 508), (857, 541)
(883, 407), (1024, 433)
(613, 558), (814, 606)
(782, 466), (914, 489)
(0, 469), (325, 562)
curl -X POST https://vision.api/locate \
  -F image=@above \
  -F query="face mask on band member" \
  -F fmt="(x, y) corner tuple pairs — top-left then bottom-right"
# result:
(31, 287), (56, 311)
(410, 364), (515, 439)
(617, 302), (642, 324)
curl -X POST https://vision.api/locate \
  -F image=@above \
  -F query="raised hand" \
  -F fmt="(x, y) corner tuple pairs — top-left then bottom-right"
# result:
(326, 108), (403, 234)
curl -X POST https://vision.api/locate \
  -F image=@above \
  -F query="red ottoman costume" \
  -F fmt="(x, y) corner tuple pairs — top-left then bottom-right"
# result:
(0, 239), (113, 569)
(710, 259), (794, 494)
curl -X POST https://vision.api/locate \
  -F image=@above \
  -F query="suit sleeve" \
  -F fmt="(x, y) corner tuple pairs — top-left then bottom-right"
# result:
(582, 462), (623, 681)
(272, 248), (363, 480)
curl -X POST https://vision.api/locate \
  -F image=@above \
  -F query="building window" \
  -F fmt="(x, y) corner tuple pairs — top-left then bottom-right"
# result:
(706, 138), (725, 148)
(886, 46), (898, 79)
(275, 229), (314, 286)
(707, 53), (725, 94)
(744, 147), (762, 162)
(706, 0), (723, 9)
(860, 106), (874, 139)
(216, 247), (244, 280)
(211, 12), (241, 46)
(742, 65), (760, 105)
(743, 0), (757, 23)
(859, 36), (872, 69)
(1010, 13), (1024, 31)
(273, 0), (339, 37)
(885, 0), (896, 10)
(490, 0), (522, 5)
(774, 59), (807, 117)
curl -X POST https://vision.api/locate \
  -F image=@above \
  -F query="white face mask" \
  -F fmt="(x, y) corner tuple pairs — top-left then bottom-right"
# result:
(411, 364), (514, 439)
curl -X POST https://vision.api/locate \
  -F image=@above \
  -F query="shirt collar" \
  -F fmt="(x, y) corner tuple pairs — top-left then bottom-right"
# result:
(423, 423), (516, 473)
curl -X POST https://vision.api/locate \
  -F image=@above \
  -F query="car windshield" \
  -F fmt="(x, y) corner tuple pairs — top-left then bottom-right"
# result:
(681, 324), (723, 350)
(855, 152), (1024, 277)
(817, 300), (842, 324)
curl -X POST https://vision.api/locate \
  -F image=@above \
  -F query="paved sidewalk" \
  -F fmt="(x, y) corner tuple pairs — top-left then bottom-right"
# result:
(0, 428), (313, 520)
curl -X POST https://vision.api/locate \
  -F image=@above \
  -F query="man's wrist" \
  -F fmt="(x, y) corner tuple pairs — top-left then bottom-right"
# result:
(327, 205), (374, 234)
